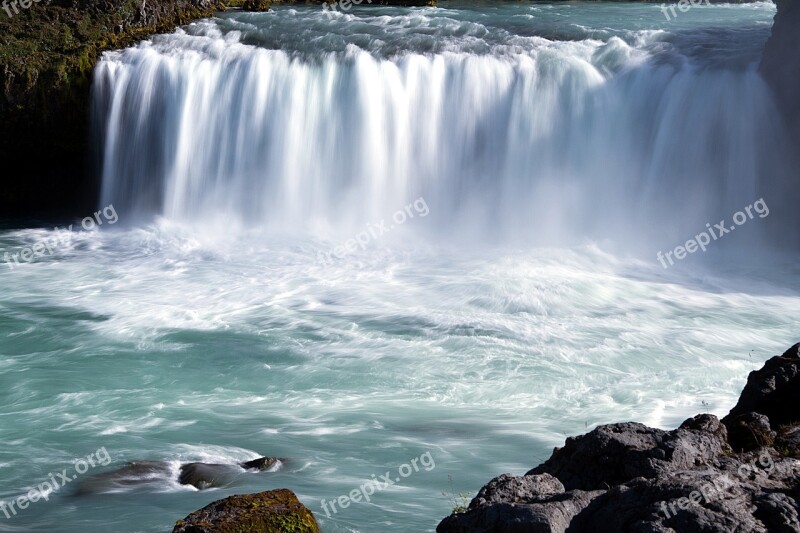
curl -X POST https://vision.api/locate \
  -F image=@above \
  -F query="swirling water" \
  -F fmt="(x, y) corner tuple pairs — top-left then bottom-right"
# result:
(2, 2), (798, 532)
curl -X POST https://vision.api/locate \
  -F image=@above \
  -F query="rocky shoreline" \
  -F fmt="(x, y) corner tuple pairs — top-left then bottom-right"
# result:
(437, 343), (800, 532)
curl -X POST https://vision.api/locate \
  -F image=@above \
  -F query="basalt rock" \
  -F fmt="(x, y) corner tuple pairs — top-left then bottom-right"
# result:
(77, 456), (282, 493)
(438, 343), (800, 533)
(75, 460), (173, 495)
(173, 489), (320, 533)
(722, 343), (800, 450)
(526, 416), (729, 491)
(178, 457), (283, 489)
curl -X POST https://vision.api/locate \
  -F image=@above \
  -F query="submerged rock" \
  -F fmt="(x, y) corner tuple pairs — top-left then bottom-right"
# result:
(75, 461), (173, 495)
(178, 457), (282, 489)
(173, 489), (320, 533)
(77, 456), (282, 493)
(438, 343), (800, 533)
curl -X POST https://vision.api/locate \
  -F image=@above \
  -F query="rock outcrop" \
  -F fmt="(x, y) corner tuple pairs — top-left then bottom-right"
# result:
(0, 0), (225, 219)
(761, 0), (800, 140)
(438, 343), (800, 533)
(173, 489), (320, 533)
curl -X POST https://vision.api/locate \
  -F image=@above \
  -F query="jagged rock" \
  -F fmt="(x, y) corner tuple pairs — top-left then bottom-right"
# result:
(525, 419), (728, 491)
(469, 473), (565, 508)
(725, 412), (777, 452)
(437, 489), (603, 533)
(172, 489), (320, 533)
(723, 343), (800, 440)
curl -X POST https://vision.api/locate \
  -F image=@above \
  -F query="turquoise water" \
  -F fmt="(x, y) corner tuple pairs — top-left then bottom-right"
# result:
(2, 2), (797, 532)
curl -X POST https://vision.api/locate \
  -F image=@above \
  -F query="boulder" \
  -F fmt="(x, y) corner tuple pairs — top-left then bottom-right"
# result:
(179, 457), (282, 489)
(725, 412), (777, 452)
(526, 418), (729, 491)
(723, 343), (800, 446)
(172, 489), (320, 533)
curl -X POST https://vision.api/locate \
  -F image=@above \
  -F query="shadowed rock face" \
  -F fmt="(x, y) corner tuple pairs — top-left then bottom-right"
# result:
(724, 345), (800, 422)
(761, 0), (800, 140)
(438, 343), (800, 533)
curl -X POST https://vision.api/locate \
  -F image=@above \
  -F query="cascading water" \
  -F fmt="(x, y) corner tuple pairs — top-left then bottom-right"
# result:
(92, 2), (791, 252)
(4, 4), (799, 533)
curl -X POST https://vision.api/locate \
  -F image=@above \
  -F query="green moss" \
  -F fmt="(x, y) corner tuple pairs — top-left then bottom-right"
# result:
(173, 489), (320, 532)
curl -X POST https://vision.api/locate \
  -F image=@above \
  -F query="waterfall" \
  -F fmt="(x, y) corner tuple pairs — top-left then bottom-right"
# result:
(92, 10), (791, 251)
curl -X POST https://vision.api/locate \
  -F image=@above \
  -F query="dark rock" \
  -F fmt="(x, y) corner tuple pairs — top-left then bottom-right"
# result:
(761, 0), (800, 140)
(725, 412), (777, 452)
(776, 423), (800, 458)
(178, 463), (244, 490)
(178, 457), (282, 489)
(526, 419), (728, 491)
(240, 456), (283, 470)
(76, 461), (173, 494)
(0, 0), (223, 219)
(569, 466), (799, 533)
(437, 489), (603, 533)
(77, 456), (282, 493)
(753, 492), (800, 533)
(723, 343), (800, 438)
(468, 473), (565, 509)
(172, 489), (320, 533)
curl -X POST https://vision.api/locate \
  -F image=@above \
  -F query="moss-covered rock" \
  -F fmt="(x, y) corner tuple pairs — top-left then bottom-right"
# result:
(0, 0), (222, 219)
(172, 489), (321, 533)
